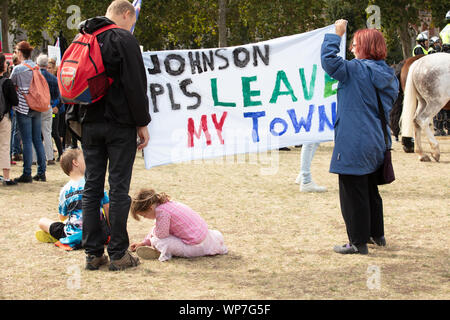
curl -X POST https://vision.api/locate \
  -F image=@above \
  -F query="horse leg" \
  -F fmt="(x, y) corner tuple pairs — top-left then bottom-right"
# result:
(412, 97), (431, 161)
(401, 61), (418, 153)
(425, 122), (440, 162)
(414, 121), (430, 162)
(415, 97), (448, 161)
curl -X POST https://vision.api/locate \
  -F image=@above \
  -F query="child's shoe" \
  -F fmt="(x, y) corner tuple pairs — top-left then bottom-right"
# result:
(55, 241), (73, 251)
(136, 246), (160, 260)
(35, 230), (58, 243)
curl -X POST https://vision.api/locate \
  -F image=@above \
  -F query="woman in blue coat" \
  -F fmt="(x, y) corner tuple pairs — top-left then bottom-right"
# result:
(321, 20), (399, 254)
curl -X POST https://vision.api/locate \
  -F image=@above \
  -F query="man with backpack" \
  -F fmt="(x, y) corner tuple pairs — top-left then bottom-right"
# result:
(68, 0), (150, 271)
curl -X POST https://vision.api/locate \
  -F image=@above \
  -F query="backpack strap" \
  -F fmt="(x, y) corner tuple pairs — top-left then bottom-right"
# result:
(17, 63), (37, 96)
(23, 63), (38, 71)
(92, 24), (120, 37)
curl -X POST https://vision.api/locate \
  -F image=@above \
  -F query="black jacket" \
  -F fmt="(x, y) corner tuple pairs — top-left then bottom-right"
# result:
(0, 76), (18, 118)
(78, 16), (151, 127)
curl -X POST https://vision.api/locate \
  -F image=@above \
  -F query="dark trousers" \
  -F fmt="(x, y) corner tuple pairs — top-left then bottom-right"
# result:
(81, 122), (137, 260)
(338, 172), (384, 246)
(51, 113), (63, 159)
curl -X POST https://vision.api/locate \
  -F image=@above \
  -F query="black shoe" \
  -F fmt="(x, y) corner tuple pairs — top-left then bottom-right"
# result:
(333, 243), (368, 255)
(3, 180), (18, 186)
(85, 254), (108, 270)
(14, 174), (33, 183)
(368, 236), (386, 247)
(32, 174), (46, 182)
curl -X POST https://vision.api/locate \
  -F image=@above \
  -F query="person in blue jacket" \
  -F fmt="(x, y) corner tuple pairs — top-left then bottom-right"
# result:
(321, 20), (399, 255)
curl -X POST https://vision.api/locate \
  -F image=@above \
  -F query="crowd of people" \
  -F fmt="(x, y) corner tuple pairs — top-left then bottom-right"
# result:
(0, 45), (79, 186)
(0, 0), (448, 271)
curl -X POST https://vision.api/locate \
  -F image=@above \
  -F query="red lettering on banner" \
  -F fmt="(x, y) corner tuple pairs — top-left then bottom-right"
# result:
(187, 112), (228, 148)
(211, 112), (228, 145)
(188, 115), (211, 148)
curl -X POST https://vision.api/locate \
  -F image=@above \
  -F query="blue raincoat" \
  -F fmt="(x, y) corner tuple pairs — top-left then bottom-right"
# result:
(321, 33), (399, 175)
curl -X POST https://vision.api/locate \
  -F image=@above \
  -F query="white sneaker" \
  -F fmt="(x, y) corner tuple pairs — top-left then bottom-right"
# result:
(300, 181), (327, 193)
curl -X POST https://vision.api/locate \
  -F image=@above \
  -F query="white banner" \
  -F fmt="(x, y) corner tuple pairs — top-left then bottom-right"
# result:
(143, 25), (345, 168)
(48, 45), (61, 66)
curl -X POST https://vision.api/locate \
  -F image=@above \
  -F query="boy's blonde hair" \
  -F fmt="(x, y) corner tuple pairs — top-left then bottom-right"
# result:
(130, 189), (170, 221)
(107, 0), (135, 16)
(60, 149), (83, 176)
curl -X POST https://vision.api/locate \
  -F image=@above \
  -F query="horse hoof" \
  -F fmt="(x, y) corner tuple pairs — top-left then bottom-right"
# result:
(403, 146), (414, 153)
(431, 153), (440, 162)
(401, 137), (414, 153)
(419, 155), (431, 162)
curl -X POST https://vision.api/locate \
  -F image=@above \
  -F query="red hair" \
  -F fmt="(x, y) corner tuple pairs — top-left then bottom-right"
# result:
(351, 29), (387, 61)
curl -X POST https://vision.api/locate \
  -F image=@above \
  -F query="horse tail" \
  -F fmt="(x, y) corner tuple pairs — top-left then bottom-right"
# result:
(401, 60), (419, 138)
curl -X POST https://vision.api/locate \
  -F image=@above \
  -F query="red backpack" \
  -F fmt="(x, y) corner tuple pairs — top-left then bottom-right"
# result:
(58, 24), (119, 105)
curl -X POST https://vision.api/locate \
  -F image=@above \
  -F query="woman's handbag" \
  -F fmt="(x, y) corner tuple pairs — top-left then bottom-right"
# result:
(375, 89), (395, 185)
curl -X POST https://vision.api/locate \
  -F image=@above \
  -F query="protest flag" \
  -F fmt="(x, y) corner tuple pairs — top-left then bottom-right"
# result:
(131, 0), (142, 34)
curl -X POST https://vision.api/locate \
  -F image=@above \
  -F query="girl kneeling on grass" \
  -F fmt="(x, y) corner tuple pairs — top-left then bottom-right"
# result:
(129, 189), (228, 262)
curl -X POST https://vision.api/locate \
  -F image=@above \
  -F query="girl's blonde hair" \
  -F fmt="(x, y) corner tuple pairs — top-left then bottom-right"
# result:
(130, 189), (170, 221)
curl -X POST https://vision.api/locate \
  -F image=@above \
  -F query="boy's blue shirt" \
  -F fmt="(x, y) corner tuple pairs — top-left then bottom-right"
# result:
(59, 177), (109, 237)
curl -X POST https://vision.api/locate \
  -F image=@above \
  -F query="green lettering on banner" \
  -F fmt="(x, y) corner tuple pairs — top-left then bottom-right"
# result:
(324, 73), (338, 98)
(270, 70), (298, 104)
(210, 78), (236, 107)
(242, 76), (262, 107)
(299, 64), (317, 101)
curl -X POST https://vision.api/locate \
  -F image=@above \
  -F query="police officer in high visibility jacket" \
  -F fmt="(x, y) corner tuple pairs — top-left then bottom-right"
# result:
(441, 11), (450, 53)
(428, 36), (442, 54)
(413, 33), (428, 56)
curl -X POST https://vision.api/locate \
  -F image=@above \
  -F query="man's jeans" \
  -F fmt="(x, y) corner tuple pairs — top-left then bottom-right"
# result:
(33, 108), (53, 162)
(15, 111), (46, 176)
(41, 109), (54, 161)
(81, 122), (137, 260)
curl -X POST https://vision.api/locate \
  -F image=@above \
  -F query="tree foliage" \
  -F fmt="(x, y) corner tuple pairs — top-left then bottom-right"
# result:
(2, 0), (449, 62)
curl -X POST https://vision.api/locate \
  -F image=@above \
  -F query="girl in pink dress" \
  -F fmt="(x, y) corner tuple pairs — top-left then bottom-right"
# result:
(129, 189), (228, 262)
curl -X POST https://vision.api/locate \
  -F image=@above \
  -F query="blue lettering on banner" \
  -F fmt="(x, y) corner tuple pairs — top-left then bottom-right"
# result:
(244, 103), (336, 143)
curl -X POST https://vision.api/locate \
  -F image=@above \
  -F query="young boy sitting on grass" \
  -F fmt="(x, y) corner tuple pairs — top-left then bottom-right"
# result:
(36, 149), (110, 250)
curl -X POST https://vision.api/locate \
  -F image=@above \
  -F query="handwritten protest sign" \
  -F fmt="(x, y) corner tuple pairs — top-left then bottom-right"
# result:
(142, 25), (345, 168)
(48, 45), (61, 66)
